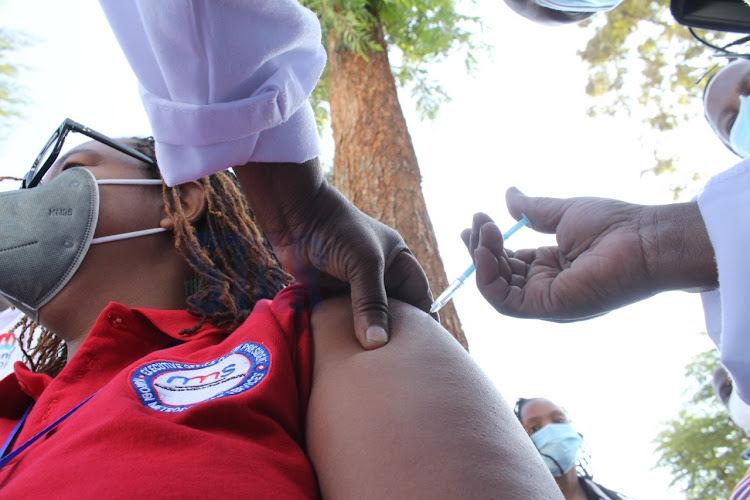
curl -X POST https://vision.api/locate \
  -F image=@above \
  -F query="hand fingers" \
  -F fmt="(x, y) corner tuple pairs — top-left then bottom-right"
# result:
(474, 221), (537, 312)
(474, 221), (510, 286)
(462, 212), (497, 264)
(460, 228), (472, 258)
(506, 187), (576, 235)
(346, 255), (391, 351)
(474, 221), (517, 306)
(383, 250), (434, 316)
(511, 248), (536, 264)
(508, 258), (528, 287)
(470, 212), (495, 257)
(474, 244), (511, 312)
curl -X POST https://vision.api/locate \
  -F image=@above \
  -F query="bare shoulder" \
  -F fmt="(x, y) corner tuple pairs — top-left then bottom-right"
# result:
(306, 296), (561, 500)
(310, 295), (465, 369)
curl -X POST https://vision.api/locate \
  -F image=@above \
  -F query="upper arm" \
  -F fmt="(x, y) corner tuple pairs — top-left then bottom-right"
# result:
(305, 296), (561, 499)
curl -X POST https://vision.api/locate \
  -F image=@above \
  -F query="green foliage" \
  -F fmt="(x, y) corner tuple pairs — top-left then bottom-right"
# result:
(579, 0), (722, 130)
(303, 0), (383, 56)
(310, 65), (330, 135)
(578, 0), (733, 186)
(302, 0), (484, 125)
(0, 28), (22, 120)
(654, 347), (750, 499)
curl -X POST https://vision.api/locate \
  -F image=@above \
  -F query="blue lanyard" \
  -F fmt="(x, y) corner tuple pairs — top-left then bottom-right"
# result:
(0, 405), (32, 459)
(0, 392), (97, 471)
(0, 341), (181, 471)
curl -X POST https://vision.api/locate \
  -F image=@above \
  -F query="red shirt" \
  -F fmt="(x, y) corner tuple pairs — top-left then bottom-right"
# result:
(0, 285), (318, 498)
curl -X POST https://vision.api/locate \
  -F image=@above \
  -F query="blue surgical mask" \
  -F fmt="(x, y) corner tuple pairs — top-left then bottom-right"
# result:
(530, 0), (621, 12)
(730, 95), (750, 158)
(530, 423), (583, 477)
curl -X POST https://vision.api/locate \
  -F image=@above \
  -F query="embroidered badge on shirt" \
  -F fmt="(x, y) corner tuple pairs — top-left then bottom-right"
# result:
(130, 342), (270, 413)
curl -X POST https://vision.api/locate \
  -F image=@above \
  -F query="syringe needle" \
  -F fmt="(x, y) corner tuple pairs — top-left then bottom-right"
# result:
(429, 214), (530, 314)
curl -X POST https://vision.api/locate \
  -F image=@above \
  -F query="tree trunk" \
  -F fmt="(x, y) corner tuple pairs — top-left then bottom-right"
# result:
(327, 22), (468, 350)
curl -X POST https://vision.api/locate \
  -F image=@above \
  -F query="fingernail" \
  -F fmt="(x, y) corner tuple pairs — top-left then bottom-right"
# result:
(366, 326), (388, 344)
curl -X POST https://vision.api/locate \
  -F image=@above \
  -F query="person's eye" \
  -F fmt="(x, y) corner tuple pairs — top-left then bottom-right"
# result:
(528, 425), (540, 435)
(727, 113), (738, 135)
(554, 417), (566, 424)
(40, 161), (84, 185)
(61, 162), (84, 171)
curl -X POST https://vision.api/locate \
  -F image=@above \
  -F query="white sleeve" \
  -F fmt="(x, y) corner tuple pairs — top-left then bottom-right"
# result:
(697, 158), (750, 404)
(98, 0), (327, 187)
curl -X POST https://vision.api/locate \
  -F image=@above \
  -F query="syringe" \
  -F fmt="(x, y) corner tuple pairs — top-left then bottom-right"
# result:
(429, 214), (530, 314)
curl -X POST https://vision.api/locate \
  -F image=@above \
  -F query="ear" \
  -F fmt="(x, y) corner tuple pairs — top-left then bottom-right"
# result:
(159, 180), (208, 230)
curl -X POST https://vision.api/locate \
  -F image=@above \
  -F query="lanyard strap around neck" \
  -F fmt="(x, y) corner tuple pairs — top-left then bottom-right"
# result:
(0, 340), (181, 471)
(0, 392), (97, 471)
(0, 404), (32, 459)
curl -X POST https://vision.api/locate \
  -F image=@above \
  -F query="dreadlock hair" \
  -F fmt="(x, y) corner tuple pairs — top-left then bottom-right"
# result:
(15, 137), (293, 377)
(513, 397), (540, 423)
(513, 397), (573, 423)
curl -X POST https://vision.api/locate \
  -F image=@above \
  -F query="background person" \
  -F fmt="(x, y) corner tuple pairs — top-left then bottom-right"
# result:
(714, 363), (750, 436)
(515, 397), (629, 499)
(704, 58), (750, 158)
(713, 364), (750, 499)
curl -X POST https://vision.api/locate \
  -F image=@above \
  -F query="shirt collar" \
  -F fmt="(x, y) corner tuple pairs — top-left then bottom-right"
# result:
(10, 363), (52, 401)
(129, 304), (227, 341)
(8, 304), (226, 405)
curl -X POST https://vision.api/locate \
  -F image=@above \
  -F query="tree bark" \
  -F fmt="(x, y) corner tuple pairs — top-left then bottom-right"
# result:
(327, 22), (468, 349)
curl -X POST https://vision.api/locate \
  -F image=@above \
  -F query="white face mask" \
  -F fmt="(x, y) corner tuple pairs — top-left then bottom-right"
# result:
(729, 389), (750, 435)
(0, 168), (166, 321)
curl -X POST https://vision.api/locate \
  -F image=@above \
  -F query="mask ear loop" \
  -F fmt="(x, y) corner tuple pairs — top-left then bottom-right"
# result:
(91, 178), (168, 244)
(91, 227), (168, 244)
(97, 179), (163, 185)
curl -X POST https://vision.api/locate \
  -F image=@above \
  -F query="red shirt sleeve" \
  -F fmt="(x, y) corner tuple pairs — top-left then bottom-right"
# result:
(264, 284), (317, 422)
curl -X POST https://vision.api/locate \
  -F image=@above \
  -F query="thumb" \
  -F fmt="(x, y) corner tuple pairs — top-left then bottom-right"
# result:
(348, 263), (390, 350)
(506, 187), (575, 235)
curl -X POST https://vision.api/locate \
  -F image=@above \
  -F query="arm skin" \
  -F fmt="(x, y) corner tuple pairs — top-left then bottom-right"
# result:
(235, 161), (433, 350)
(306, 296), (562, 499)
(640, 201), (718, 293)
(461, 188), (718, 321)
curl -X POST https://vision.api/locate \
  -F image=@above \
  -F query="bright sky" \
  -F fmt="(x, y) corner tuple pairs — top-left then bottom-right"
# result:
(0, 1), (744, 498)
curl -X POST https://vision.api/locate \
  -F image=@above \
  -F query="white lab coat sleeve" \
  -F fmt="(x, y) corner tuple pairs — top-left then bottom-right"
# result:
(98, 0), (326, 186)
(697, 158), (750, 404)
